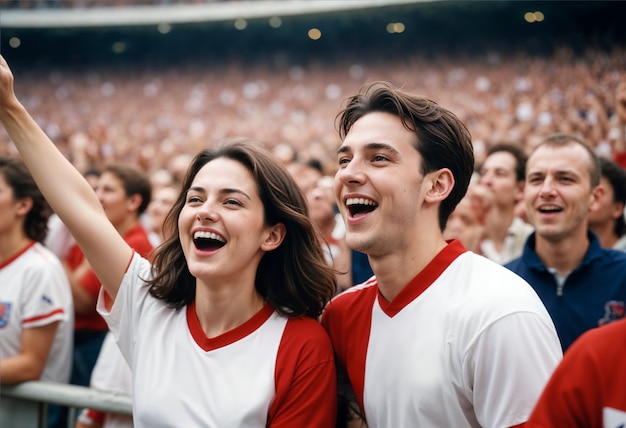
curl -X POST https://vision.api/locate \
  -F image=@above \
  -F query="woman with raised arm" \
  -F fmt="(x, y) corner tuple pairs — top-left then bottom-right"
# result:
(0, 55), (337, 427)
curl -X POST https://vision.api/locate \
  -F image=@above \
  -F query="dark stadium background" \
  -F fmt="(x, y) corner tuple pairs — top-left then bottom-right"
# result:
(1, 1), (625, 71)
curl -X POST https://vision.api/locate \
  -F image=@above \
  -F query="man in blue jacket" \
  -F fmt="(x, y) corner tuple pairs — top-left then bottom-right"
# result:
(506, 133), (626, 352)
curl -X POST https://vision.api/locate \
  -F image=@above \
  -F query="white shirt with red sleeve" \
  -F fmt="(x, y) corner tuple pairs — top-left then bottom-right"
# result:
(97, 252), (336, 428)
(322, 240), (563, 428)
(0, 242), (74, 383)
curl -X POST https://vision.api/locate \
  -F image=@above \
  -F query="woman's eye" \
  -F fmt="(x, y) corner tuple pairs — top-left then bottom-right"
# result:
(187, 196), (202, 203)
(224, 199), (242, 207)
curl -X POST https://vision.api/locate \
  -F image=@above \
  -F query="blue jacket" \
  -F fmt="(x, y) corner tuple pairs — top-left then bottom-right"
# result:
(505, 231), (626, 352)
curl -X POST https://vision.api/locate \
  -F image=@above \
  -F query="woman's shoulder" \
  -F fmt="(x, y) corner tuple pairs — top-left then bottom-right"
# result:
(282, 316), (333, 356)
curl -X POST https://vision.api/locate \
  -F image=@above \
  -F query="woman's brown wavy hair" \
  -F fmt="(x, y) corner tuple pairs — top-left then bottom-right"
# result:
(145, 138), (337, 318)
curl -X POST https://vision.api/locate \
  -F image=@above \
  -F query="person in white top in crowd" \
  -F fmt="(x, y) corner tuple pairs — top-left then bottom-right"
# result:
(75, 331), (133, 428)
(0, 156), (74, 428)
(478, 143), (534, 264)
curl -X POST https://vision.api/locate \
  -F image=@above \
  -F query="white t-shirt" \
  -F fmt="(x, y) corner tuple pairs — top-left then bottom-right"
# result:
(97, 253), (335, 428)
(0, 242), (73, 383)
(322, 240), (563, 428)
(81, 331), (133, 428)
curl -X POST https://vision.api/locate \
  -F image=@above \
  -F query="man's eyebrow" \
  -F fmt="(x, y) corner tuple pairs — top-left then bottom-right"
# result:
(365, 142), (400, 155)
(337, 142), (400, 155)
(337, 145), (351, 155)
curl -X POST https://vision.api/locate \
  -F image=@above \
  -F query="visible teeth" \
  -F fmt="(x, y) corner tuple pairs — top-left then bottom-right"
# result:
(193, 231), (226, 243)
(346, 198), (377, 206)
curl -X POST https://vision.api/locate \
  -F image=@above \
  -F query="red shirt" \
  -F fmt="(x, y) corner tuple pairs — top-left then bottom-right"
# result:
(65, 224), (153, 331)
(527, 318), (626, 427)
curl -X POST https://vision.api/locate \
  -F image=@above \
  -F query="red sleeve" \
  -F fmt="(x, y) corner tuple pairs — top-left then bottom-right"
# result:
(614, 151), (626, 169)
(124, 226), (154, 260)
(80, 269), (104, 299)
(321, 285), (377, 414)
(64, 243), (101, 299)
(268, 317), (336, 428)
(64, 243), (83, 269)
(79, 225), (154, 300)
(526, 330), (604, 427)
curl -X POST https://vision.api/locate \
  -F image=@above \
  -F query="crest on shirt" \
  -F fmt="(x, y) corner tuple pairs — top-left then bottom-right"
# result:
(42, 294), (53, 305)
(598, 300), (625, 326)
(0, 302), (12, 328)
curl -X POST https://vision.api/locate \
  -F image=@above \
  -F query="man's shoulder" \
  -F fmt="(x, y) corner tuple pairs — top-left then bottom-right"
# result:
(331, 278), (377, 303)
(323, 278), (378, 318)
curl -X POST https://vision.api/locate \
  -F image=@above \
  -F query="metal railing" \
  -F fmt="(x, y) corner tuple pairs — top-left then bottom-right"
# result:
(0, 381), (132, 428)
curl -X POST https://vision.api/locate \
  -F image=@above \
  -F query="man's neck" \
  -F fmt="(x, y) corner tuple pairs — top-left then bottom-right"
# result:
(114, 217), (140, 238)
(484, 208), (516, 247)
(534, 232), (590, 277)
(371, 238), (448, 302)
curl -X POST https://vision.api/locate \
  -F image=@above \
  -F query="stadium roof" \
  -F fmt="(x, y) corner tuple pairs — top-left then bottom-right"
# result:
(0, 0), (434, 29)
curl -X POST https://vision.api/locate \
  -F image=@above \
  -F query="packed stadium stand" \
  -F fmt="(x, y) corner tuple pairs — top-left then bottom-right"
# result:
(0, 0), (624, 175)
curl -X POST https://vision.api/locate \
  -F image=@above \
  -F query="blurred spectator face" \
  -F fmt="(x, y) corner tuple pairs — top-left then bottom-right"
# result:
(95, 171), (138, 229)
(479, 151), (522, 208)
(444, 185), (489, 252)
(588, 176), (622, 228)
(168, 153), (193, 184)
(147, 185), (178, 236)
(286, 163), (336, 226)
(85, 171), (100, 191)
(307, 176), (337, 226)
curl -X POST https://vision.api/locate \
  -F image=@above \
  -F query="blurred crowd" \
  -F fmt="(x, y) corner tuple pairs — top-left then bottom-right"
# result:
(1, 43), (624, 179)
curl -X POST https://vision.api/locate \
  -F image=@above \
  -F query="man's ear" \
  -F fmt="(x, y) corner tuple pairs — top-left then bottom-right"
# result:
(424, 168), (455, 203)
(127, 194), (143, 213)
(262, 223), (286, 252)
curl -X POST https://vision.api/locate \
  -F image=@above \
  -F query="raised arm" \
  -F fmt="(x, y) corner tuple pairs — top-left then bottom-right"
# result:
(0, 55), (132, 302)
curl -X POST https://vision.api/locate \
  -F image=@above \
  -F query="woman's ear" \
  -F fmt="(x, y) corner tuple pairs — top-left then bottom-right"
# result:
(16, 196), (33, 217)
(262, 223), (286, 252)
